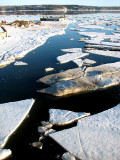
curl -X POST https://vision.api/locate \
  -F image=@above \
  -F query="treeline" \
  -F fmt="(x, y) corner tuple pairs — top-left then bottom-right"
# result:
(0, 5), (120, 12)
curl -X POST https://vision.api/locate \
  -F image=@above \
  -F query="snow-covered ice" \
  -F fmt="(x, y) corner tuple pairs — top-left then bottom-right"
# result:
(0, 16), (71, 67)
(61, 48), (82, 53)
(0, 99), (35, 148)
(78, 32), (105, 38)
(45, 67), (54, 72)
(0, 149), (12, 160)
(86, 49), (120, 58)
(49, 109), (90, 125)
(14, 61), (28, 66)
(50, 103), (120, 160)
(57, 52), (89, 64)
(72, 59), (83, 67)
(83, 59), (96, 65)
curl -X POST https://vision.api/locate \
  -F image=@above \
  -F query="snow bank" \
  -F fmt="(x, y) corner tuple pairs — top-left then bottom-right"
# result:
(50, 103), (120, 160)
(0, 99), (35, 148)
(0, 149), (12, 159)
(49, 109), (90, 125)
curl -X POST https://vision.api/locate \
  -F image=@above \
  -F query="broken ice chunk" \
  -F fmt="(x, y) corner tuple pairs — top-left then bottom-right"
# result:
(57, 52), (89, 64)
(31, 142), (43, 150)
(83, 59), (96, 65)
(61, 48), (82, 53)
(14, 61), (28, 66)
(62, 152), (77, 160)
(0, 149), (12, 160)
(0, 99), (35, 148)
(72, 59), (83, 67)
(49, 109), (90, 125)
(45, 67), (54, 72)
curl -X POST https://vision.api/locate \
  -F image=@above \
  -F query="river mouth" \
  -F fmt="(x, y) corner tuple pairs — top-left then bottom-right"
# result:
(0, 13), (120, 160)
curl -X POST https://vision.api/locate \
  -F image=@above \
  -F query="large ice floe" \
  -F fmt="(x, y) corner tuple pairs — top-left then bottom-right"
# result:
(37, 62), (120, 96)
(49, 103), (120, 160)
(0, 16), (71, 68)
(0, 99), (35, 148)
(0, 149), (12, 160)
(49, 109), (90, 125)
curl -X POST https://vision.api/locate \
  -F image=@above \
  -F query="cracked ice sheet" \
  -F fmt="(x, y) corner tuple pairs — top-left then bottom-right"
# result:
(57, 52), (89, 64)
(0, 99), (35, 148)
(0, 149), (12, 159)
(86, 49), (120, 58)
(50, 103), (120, 160)
(49, 109), (90, 125)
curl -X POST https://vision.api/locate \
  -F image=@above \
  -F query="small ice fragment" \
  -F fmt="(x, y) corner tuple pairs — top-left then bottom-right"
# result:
(41, 121), (53, 129)
(45, 67), (54, 72)
(38, 126), (47, 133)
(31, 142), (43, 150)
(61, 48), (82, 53)
(45, 129), (56, 136)
(62, 152), (76, 160)
(49, 109), (90, 125)
(39, 135), (45, 141)
(14, 61), (28, 66)
(72, 59), (83, 67)
(70, 38), (74, 40)
(0, 149), (12, 160)
(83, 59), (96, 65)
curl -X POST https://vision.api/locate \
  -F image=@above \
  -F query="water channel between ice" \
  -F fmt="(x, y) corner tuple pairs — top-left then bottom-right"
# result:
(0, 13), (120, 160)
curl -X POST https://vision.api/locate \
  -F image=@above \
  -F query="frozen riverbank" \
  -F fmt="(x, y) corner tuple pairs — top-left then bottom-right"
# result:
(0, 15), (72, 68)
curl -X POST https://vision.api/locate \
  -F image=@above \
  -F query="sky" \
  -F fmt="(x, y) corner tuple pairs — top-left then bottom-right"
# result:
(0, 0), (120, 7)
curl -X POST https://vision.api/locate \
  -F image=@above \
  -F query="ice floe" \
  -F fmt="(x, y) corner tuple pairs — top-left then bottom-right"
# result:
(61, 48), (82, 53)
(78, 32), (105, 38)
(0, 99), (35, 148)
(72, 59), (83, 67)
(0, 149), (12, 160)
(62, 152), (76, 160)
(45, 67), (54, 72)
(38, 62), (120, 96)
(83, 59), (96, 65)
(85, 49), (120, 58)
(50, 103), (120, 160)
(49, 109), (90, 125)
(57, 52), (89, 64)
(14, 61), (28, 66)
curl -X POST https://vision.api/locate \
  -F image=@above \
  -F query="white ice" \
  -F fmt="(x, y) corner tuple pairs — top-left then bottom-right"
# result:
(61, 48), (82, 53)
(0, 99), (35, 148)
(14, 61), (28, 66)
(86, 49), (120, 58)
(57, 52), (89, 64)
(49, 109), (90, 125)
(0, 149), (12, 160)
(78, 32), (106, 38)
(72, 59), (83, 67)
(50, 103), (120, 160)
(45, 67), (54, 72)
(83, 59), (96, 65)
(0, 15), (71, 67)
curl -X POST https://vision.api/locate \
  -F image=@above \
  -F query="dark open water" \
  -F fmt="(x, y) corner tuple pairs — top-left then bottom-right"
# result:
(0, 14), (120, 160)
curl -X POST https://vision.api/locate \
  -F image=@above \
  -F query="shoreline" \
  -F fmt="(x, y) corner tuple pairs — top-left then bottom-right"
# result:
(0, 16), (71, 68)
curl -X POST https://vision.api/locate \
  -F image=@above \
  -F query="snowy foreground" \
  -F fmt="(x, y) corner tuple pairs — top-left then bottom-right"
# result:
(0, 99), (35, 148)
(37, 61), (120, 96)
(50, 103), (120, 160)
(0, 15), (71, 67)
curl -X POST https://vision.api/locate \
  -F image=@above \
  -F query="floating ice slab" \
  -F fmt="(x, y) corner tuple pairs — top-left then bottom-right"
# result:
(0, 99), (35, 148)
(50, 103), (120, 160)
(45, 67), (54, 72)
(72, 59), (83, 67)
(0, 149), (12, 160)
(83, 59), (96, 65)
(14, 61), (28, 66)
(38, 62), (120, 96)
(78, 32), (105, 38)
(86, 49), (120, 58)
(49, 109), (90, 125)
(57, 52), (89, 64)
(61, 48), (82, 53)
(78, 25), (105, 30)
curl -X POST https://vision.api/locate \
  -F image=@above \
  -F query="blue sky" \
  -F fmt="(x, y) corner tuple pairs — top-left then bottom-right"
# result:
(0, 0), (120, 6)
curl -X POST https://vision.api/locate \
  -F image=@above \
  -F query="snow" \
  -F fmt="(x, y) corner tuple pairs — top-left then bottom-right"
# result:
(0, 16), (71, 67)
(57, 52), (89, 64)
(86, 49), (120, 58)
(0, 99), (35, 148)
(14, 61), (28, 66)
(49, 109), (90, 125)
(50, 103), (120, 160)
(0, 149), (12, 159)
